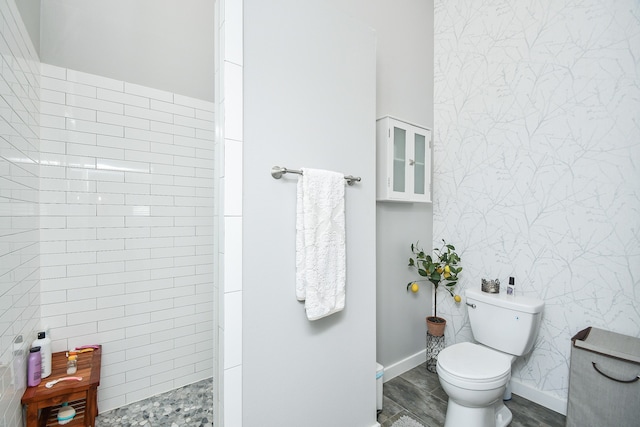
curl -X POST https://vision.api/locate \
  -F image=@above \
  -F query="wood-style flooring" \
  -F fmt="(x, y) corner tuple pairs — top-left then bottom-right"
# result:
(378, 363), (566, 427)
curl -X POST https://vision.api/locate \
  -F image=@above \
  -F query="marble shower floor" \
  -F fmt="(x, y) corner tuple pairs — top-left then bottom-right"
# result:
(378, 363), (566, 427)
(95, 378), (213, 427)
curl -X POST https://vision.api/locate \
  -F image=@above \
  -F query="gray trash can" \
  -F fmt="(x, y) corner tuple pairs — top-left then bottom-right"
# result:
(567, 327), (640, 427)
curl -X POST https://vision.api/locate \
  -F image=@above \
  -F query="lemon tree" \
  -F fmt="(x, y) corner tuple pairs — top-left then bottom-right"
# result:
(406, 240), (462, 319)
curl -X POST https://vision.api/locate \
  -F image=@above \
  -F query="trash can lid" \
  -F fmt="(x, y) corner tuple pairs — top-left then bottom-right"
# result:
(572, 327), (640, 363)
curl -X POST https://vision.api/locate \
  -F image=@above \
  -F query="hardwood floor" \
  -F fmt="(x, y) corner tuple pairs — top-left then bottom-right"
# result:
(378, 363), (566, 427)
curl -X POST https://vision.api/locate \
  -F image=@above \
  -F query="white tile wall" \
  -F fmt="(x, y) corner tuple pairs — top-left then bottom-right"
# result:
(39, 63), (215, 412)
(0, 0), (41, 425)
(215, 0), (244, 425)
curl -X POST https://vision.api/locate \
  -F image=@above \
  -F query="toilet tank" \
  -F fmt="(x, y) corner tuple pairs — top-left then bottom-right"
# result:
(466, 288), (544, 356)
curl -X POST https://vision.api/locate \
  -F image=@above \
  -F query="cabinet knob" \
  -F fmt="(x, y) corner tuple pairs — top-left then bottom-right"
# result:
(409, 159), (415, 166)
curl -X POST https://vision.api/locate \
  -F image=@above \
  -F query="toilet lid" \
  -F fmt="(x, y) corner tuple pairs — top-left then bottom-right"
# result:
(437, 342), (511, 382)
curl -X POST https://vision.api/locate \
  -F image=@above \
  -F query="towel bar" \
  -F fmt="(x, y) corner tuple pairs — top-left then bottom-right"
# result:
(271, 166), (361, 186)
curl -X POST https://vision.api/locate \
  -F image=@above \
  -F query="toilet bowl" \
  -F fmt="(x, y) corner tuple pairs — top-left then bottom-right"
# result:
(436, 288), (544, 427)
(437, 342), (513, 427)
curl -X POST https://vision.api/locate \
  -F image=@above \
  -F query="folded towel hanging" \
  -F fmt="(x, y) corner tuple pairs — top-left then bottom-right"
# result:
(296, 167), (346, 320)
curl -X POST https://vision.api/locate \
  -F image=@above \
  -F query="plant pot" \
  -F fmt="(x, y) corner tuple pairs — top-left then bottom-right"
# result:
(426, 316), (446, 337)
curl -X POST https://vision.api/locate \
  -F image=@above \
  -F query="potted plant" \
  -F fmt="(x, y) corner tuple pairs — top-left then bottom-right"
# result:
(407, 240), (462, 336)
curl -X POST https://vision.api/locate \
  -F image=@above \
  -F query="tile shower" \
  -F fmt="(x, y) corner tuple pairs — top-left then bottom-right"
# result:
(38, 63), (215, 412)
(0, 0), (216, 420)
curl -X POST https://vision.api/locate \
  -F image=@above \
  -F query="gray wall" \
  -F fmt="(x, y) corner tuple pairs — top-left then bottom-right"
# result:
(40, 0), (214, 101)
(329, 0), (434, 124)
(243, 0), (377, 425)
(15, 0), (40, 53)
(376, 203), (433, 367)
(328, 0), (435, 370)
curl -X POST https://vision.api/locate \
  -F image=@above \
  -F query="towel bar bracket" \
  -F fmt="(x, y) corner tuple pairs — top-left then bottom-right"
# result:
(271, 165), (294, 180)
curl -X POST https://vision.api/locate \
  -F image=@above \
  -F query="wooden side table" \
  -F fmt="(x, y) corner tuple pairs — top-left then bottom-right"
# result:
(21, 346), (101, 427)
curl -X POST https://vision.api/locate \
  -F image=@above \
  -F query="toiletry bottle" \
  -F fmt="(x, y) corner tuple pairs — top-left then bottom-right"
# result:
(67, 355), (77, 374)
(27, 346), (42, 387)
(32, 331), (52, 378)
(507, 277), (515, 295)
(12, 335), (26, 389)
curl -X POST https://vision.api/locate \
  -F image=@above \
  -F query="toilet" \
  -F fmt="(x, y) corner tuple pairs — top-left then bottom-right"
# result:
(436, 288), (544, 427)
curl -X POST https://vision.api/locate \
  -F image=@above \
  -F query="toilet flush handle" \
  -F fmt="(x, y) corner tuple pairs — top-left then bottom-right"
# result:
(466, 302), (476, 309)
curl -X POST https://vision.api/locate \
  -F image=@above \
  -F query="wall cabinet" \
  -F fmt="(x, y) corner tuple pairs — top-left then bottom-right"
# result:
(376, 116), (432, 203)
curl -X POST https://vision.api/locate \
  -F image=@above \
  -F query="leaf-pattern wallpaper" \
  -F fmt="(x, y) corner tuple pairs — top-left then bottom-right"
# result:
(433, 0), (640, 404)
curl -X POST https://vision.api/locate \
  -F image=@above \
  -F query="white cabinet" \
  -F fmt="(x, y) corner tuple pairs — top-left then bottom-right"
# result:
(376, 116), (432, 203)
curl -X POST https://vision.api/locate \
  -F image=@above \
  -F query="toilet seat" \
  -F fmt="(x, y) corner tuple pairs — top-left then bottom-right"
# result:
(437, 342), (511, 390)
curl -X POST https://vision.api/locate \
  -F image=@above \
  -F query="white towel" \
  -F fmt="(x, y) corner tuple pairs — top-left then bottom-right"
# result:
(295, 168), (346, 321)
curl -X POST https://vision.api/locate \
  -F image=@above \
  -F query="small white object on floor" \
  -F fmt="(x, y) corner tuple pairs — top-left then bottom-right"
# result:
(390, 415), (425, 427)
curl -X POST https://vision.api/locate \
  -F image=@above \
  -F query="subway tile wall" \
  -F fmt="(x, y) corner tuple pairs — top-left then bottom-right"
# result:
(0, 0), (41, 425)
(39, 63), (215, 411)
(216, 0), (244, 425)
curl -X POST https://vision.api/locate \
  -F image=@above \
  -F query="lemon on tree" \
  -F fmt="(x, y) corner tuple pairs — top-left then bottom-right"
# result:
(444, 265), (451, 278)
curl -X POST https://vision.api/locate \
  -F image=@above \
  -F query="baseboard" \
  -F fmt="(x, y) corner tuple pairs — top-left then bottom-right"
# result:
(381, 349), (426, 383)
(511, 378), (567, 415)
(370, 422), (381, 427)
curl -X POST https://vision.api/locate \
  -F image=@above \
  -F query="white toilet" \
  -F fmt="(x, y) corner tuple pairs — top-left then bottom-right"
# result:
(436, 287), (544, 427)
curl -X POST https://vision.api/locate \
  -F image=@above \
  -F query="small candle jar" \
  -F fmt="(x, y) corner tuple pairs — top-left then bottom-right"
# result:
(67, 355), (77, 374)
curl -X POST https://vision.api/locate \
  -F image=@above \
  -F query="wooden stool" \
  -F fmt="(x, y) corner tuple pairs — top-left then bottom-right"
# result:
(22, 346), (101, 427)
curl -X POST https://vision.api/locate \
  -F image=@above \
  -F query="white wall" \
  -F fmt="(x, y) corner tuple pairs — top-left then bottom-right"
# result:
(0, 0), (40, 425)
(38, 64), (214, 411)
(433, 0), (640, 414)
(327, 0), (435, 374)
(243, 1), (377, 426)
(40, 0), (215, 102)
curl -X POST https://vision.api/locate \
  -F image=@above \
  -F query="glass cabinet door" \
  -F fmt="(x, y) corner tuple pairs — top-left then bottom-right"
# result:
(413, 132), (426, 195)
(392, 126), (406, 193)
